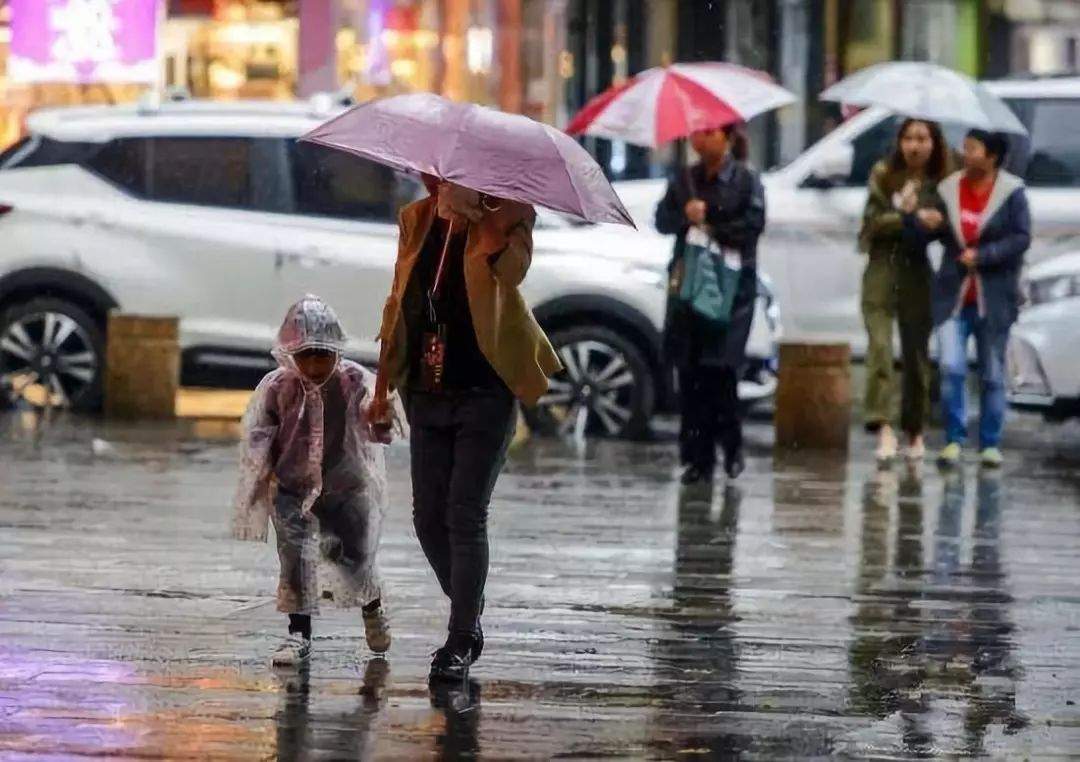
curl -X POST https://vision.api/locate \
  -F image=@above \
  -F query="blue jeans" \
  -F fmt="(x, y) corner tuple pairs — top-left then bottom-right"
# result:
(937, 305), (1009, 449)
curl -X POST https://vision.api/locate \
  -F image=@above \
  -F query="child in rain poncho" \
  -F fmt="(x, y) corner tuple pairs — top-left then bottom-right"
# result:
(232, 295), (404, 666)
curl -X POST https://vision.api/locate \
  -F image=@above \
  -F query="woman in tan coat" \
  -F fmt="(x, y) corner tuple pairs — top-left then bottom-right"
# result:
(370, 179), (560, 683)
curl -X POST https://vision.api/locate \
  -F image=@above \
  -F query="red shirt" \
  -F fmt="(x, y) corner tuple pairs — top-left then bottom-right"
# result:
(959, 175), (993, 307)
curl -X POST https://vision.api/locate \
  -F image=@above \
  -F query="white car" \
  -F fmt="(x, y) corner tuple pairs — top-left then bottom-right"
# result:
(0, 95), (780, 438)
(1007, 251), (1080, 421)
(618, 76), (1080, 357)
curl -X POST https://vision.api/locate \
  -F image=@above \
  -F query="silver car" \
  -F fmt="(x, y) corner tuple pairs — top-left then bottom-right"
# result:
(1008, 251), (1080, 420)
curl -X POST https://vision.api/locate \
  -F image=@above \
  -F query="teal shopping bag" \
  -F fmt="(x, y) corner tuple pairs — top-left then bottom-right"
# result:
(678, 227), (741, 327)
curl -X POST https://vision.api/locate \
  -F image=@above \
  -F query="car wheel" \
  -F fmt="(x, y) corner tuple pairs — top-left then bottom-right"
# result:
(525, 325), (654, 439)
(0, 297), (105, 411)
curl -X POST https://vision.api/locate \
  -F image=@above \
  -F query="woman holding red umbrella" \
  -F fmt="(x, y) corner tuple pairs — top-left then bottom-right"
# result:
(566, 62), (793, 484)
(655, 125), (765, 484)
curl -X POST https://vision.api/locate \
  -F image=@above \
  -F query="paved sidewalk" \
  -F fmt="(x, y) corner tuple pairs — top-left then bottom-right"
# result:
(1, 411), (1079, 758)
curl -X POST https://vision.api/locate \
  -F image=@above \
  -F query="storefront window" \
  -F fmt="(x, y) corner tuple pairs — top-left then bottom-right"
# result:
(841, 0), (895, 74)
(521, 0), (568, 124)
(899, 0), (979, 76)
(336, 0), (509, 107)
(165, 1), (298, 100)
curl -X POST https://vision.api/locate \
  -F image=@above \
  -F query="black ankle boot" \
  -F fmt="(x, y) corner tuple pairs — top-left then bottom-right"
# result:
(724, 449), (745, 479)
(680, 465), (712, 485)
(430, 632), (478, 682)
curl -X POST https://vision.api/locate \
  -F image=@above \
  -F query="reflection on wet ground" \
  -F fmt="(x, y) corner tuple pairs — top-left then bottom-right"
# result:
(1, 411), (1079, 758)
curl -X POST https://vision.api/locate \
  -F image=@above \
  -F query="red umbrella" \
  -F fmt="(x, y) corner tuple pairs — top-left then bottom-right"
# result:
(566, 62), (796, 148)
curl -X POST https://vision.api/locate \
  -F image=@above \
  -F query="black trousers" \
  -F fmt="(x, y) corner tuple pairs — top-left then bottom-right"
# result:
(407, 389), (515, 637)
(678, 364), (742, 472)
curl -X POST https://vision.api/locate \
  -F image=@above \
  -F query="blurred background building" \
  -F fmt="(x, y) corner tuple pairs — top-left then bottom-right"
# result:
(2, 0), (1079, 177)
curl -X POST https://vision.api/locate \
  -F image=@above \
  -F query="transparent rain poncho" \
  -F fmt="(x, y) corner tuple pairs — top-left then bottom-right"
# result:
(231, 296), (405, 608)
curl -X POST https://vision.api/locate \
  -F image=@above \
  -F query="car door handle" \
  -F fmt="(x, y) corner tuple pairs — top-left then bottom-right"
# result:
(87, 212), (116, 230)
(275, 247), (329, 270)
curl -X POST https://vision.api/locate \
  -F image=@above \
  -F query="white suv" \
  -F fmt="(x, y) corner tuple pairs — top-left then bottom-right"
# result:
(0, 96), (780, 438)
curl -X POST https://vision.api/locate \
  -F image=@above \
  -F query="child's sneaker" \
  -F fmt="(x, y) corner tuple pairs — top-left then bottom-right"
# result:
(938, 442), (962, 467)
(980, 447), (1004, 468)
(363, 605), (392, 654)
(271, 633), (311, 667)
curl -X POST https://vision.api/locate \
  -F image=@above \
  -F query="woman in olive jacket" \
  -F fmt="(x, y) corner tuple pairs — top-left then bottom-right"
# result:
(859, 118), (952, 464)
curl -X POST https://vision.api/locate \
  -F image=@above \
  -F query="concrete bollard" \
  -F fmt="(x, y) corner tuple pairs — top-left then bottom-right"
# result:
(774, 341), (852, 451)
(105, 314), (180, 420)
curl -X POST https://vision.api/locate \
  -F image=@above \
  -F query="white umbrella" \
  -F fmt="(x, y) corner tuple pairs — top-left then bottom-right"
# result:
(820, 61), (1027, 135)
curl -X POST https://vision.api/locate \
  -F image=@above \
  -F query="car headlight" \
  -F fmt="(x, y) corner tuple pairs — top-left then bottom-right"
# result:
(1007, 336), (1051, 397)
(1026, 274), (1080, 306)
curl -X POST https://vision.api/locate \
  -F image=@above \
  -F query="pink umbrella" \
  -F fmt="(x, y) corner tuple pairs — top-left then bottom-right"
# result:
(300, 92), (634, 227)
(566, 62), (796, 148)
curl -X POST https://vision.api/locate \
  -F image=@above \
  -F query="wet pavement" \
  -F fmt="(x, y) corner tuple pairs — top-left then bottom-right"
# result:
(1, 410), (1080, 759)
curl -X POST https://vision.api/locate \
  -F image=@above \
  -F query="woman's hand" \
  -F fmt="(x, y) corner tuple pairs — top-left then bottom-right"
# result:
(897, 181), (919, 214)
(437, 182), (483, 227)
(364, 395), (393, 444)
(684, 199), (707, 225)
(916, 208), (944, 230)
(959, 247), (978, 268)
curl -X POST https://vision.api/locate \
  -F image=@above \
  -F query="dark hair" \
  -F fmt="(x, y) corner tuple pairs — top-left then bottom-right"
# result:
(421, 172), (441, 195)
(889, 118), (949, 181)
(723, 123), (749, 162)
(966, 128), (1009, 168)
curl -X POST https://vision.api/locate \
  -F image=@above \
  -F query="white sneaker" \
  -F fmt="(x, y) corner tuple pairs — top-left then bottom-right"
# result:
(875, 426), (898, 464)
(363, 606), (392, 654)
(905, 436), (926, 462)
(271, 633), (311, 667)
(980, 447), (1004, 468)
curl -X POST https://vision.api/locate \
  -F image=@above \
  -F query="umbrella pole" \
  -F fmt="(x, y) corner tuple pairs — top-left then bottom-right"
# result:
(679, 138), (698, 199)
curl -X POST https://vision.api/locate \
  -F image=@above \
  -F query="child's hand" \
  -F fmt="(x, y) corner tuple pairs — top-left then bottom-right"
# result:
(370, 422), (393, 444)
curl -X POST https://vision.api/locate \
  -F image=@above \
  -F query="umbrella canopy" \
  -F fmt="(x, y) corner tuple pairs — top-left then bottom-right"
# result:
(565, 62), (797, 148)
(820, 61), (1027, 135)
(300, 92), (633, 227)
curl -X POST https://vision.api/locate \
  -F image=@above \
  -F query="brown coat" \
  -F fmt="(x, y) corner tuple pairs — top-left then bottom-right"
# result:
(373, 196), (561, 407)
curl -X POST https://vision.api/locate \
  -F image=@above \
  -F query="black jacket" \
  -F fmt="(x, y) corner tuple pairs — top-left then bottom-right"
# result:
(655, 159), (765, 368)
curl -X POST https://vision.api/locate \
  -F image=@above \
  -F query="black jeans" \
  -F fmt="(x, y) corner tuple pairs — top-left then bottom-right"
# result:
(678, 364), (742, 472)
(407, 389), (515, 637)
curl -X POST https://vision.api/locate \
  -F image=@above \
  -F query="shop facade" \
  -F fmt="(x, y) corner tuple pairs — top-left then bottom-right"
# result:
(984, 0), (1080, 77)
(0, 0), (568, 148)
(0, 1), (1067, 171)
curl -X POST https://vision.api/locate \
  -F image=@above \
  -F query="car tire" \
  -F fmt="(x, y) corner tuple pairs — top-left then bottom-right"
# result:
(524, 325), (655, 440)
(0, 297), (105, 412)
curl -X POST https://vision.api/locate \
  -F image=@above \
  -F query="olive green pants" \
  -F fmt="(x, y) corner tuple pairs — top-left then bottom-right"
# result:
(861, 251), (933, 436)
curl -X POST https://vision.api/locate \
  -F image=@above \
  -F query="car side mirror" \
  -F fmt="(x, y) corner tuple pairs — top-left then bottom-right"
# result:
(804, 143), (854, 188)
